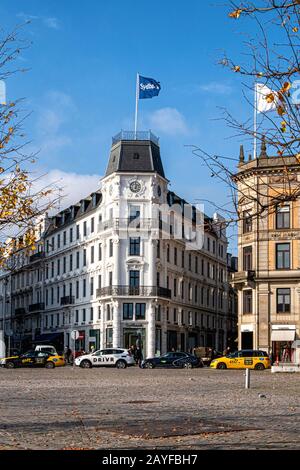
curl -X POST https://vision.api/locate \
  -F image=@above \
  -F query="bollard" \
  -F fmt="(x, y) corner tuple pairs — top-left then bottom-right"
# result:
(245, 368), (250, 389)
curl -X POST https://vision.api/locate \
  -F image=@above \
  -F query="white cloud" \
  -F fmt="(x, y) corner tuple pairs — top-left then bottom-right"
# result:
(147, 107), (189, 136)
(34, 169), (101, 213)
(43, 17), (60, 29)
(196, 82), (233, 95)
(17, 12), (60, 29)
(35, 91), (76, 154)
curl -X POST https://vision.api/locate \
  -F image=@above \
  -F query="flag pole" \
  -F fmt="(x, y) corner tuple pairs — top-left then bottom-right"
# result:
(253, 82), (257, 159)
(134, 73), (139, 138)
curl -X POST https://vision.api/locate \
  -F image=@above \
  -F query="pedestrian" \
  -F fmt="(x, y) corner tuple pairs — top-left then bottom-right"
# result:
(223, 346), (231, 356)
(135, 335), (143, 368)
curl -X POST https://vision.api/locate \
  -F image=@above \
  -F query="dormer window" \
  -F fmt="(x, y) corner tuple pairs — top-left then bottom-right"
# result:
(71, 207), (75, 219)
(92, 193), (97, 207)
(81, 200), (86, 213)
(133, 153), (139, 160)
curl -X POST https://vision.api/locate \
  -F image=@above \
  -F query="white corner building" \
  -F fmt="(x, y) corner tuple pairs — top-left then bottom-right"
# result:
(0, 131), (235, 358)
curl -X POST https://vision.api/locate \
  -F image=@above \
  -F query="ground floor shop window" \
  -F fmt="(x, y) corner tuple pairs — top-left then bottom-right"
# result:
(106, 328), (113, 348)
(155, 329), (161, 356)
(167, 330), (177, 351)
(89, 329), (100, 352)
(272, 341), (294, 363)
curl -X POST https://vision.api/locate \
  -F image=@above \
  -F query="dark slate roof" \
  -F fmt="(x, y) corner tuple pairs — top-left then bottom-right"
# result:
(105, 139), (165, 178)
(45, 191), (102, 237)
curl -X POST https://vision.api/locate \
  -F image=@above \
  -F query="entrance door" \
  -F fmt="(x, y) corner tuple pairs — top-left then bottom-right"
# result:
(123, 328), (146, 359)
(241, 332), (253, 349)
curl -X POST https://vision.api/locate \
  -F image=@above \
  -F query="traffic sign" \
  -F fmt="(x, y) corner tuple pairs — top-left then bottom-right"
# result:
(71, 330), (79, 340)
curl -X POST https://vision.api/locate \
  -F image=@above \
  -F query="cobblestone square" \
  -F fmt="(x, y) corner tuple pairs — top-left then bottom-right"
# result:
(0, 367), (299, 450)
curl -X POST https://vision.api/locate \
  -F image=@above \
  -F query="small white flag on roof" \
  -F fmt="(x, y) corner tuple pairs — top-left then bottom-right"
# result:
(0, 80), (6, 105)
(256, 83), (278, 113)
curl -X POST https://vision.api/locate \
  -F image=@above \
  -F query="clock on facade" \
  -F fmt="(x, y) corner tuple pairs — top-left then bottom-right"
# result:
(129, 180), (142, 193)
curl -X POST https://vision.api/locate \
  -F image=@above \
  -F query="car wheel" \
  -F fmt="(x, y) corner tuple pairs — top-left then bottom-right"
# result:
(254, 363), (265, 370)
(45, 361), (55, 369)
(145, 362), (154, 369)
(217, 362), (227, 370)
(116, 360), (127, 369)
(183, 362), (193, 369)
(5, 361), (15, 369)
(80, 360), (92, 369)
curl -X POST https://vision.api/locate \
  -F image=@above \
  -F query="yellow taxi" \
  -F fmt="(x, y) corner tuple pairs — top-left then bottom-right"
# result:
(210, 349), (271, 370)
(0, 350), (66, 369)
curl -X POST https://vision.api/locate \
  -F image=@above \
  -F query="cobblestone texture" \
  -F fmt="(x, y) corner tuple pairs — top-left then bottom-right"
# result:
(0, 366), (299, 450)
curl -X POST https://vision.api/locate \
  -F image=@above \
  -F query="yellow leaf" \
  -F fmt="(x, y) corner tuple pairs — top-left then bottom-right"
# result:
(265, 93), (275, 103)
(277, 105), (285, 116)
(229, 9), (242, 19)
(292, 27), (298, 32)
(295, 153), (300, 163)
(233, 65), (241, 72)
(281, 82), (291, 93)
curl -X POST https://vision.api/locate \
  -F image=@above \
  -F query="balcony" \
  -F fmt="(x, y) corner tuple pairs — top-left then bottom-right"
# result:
(96, 285), (172, 299)
(231, 270), (255, 289)
(29, 302), (45, 312)
(29, 252), (45, 263)
(97, 218), (157, 233)
(60, 295), (75, 306)
(14, 307), (26, 316)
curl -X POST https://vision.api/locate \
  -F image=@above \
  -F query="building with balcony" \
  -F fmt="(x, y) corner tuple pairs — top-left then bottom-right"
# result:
(0, 131), (231, 357)
(232, 141), (300, 363)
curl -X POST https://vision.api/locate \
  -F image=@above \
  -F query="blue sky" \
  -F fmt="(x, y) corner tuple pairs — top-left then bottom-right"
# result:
(1, 0), (258, 253)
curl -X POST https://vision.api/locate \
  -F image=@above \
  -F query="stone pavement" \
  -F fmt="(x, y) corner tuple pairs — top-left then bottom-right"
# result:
(0, 366), (299, 450)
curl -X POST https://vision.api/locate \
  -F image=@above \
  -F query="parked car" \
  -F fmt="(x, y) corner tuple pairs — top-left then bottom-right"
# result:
(0, 350), (65, 369)
(142, 352), (202, 369)
(34, 345), (58, 355)
(74, 348), (135, 369)
(210, 349), (271, 370)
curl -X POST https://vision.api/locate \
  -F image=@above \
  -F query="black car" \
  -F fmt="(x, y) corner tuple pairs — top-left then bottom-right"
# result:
(0, 350), (62, 369)
(142, 352), (203, 369)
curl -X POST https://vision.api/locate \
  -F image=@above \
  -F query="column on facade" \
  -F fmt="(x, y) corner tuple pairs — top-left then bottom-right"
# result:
(161, 304), (168, 354)
(147, 237), (156, 358)
(112, 237), (121, 348)
(147, 301), (156, 358)
(100, 301), (105, 349)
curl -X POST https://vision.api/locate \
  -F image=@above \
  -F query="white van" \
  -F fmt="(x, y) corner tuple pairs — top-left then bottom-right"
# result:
(34, 345), (57, 355)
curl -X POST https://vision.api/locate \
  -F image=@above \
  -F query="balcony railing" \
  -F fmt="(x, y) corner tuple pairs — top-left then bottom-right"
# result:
(29, 252), (45, 263)
(112, 130), (159, 146)
(14, 307), (26, 316)
(60, 295), (75, 306)
(96, 285), (172, 299)
(97, 218), (158, 233)
(28, 302), (45, 312)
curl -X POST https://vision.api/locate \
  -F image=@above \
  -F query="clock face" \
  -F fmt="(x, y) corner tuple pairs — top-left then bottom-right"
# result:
(130, 180), (141, 193)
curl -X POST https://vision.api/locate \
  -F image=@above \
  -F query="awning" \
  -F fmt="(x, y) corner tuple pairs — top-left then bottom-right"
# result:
(271, 330), (295, 342)
(33, 333), (63, 343)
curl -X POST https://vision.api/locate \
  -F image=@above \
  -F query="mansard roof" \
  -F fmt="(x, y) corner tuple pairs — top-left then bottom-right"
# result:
(45, 190), (102, 236)
(105, 131), (165, 178)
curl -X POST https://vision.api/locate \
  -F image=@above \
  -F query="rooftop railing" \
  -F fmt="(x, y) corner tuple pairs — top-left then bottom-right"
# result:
(112, 130), (159, 146)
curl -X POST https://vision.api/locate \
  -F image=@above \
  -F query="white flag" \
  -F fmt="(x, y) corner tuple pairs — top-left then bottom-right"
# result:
(256, 83), (277, 113)
(0, 80), (6, 105)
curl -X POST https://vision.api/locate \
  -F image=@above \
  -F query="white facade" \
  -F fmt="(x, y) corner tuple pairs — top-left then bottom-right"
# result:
(0, 133), (232, 358)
